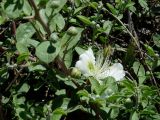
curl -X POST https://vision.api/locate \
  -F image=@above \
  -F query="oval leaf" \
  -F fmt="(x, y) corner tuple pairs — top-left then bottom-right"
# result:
(36, 41), (60, 63)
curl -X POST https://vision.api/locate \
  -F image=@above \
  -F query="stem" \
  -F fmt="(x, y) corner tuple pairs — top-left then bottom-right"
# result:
(28, 0), (51, 37)
(106, 10), (140, 47)
(106, 10), (160, 94)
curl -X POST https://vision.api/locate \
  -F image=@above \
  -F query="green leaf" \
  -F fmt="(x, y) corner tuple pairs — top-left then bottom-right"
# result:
(144, 44), (156, 57)
(55, 89), (66, 96)
(17, 53), (29, 63)
(0, 16), (6, 25)
(61, 98), (70, 110)
(51, 108), (66, 120)
(59, 27), (83, 50)
(77, 15), (92, 25)
(130, 111), (139, 120)
(49, 13), (65, 32)
(110, 108), (119, 119)
(106, 3), (117, 15)
(13, 95), (25, 106)
(138, 0), (148, 10)
(39, 9), (48, 25)
(16, 42), (29, 54)
(74, 6), (86, 15)
(63, 49), (73, 68)
(77, 89), (89, 97)
(89, 77), (101, 94)
(75, 46), (86, 55)
(122, 80), (135, 93)
(103, 20), (113, 35)
(36, 41), (60, 63)
(18, 83), (30, 93)
(29, 39), (40, 47)
(133, 62), (146, 84)
(28, 64), (46, 72)
(89, 2), (98, 9)
(16, 22), (36, 54)
(16, 22), (35, 42)
(125, 1), (135, 9)
(153, 34), (160, 48)
(46, 0), (67, 16)
(2, 1), (23, 19)
(59, 27), (83, 67)
(23, 0), (32, 15)
(100, 77), (118, 99)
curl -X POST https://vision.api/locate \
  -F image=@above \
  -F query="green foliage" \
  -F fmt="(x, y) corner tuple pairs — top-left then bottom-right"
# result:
(35, 41), (60, 63)
(0, 0), (160, 120)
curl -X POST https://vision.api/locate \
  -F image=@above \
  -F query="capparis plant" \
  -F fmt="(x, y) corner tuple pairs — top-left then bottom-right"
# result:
(0, 0), (160, 120)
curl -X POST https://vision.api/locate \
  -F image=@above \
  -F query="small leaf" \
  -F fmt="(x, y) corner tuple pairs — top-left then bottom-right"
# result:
(75, 47), (86, 55)
(49, 13), (65, 32)
(110, 108), (119, 119)
(89, 2), (98, 9)
(144, 44), (156, 57)
(89, 77), (103, 95)
(23, 0), (32, 15)
(130, 111), (139, 120)
(17, 53), (29, 63)
(153, 34), (160, 48)
(55, 89), (66, 96)
(125, 1), (135, 9)
(77, 15), (92, 25)
(51, 108), (66, 120)
(138, 0), (148, 10)
(77, 89), (89, 97)
(59, 27), (83, 67)
(28, 64), (46, 72)
(16, 42), (29, 54)
(133, 62), (146, 84)
(2, 1), (22, 19)
(106, 3), (117, 15)
(36, 41), (60, 63)
(46, 0), (67, 16)
(103, 20), (113, 35)
(122, 80), (135, 92)
(63, 49), (73, 68)
(74, 6), (86, 15)
(16, 22), (35, 42)
(18, 83), (30, 93)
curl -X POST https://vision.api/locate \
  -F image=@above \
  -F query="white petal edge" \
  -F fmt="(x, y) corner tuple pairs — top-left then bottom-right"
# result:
(75, 48), (96, 76)
(107, 63), (125, 81)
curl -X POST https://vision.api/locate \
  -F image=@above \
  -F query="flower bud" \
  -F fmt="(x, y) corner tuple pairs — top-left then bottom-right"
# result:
(67, 26), (78, 36)
(50, 33), (59, 41)
(106, 88), (113, 95)
(51, 1), (60, 8)
(103, 45), (113, 57)
(67, 7), (72, 11)
(125, 98), (132, 103)
(125, 98), (133, 107)
(91, 21), (96, 25)
(71, 68), (81, 78)
(96, 24), (100, 28)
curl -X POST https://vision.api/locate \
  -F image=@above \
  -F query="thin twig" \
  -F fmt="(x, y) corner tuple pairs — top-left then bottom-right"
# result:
(127, 11), (159, 89)
(5, 68), (23, 92)
(28, 0), (51, 36)
(106, 9), (159, 94)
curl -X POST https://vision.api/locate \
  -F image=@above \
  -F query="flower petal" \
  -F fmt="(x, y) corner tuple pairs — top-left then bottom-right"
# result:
(107, 63), (125, 81)
(75, 48), (96, 76)
(79, 48), (95, 64)
(75, 61), (88, 75)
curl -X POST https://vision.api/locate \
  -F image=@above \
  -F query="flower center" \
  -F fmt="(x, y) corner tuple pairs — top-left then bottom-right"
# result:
(87, 61), (95, 72)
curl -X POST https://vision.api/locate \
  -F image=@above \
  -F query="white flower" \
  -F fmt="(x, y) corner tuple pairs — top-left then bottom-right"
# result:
(75, 48), (125, 82)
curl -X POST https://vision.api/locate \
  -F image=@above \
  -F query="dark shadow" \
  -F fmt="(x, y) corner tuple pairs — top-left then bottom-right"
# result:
(47, 42), (56, 54)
